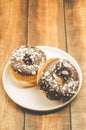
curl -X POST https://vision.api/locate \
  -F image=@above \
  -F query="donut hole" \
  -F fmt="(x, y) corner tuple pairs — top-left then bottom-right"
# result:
(23, 54), (33, 65)
(55, 67), (71, 82)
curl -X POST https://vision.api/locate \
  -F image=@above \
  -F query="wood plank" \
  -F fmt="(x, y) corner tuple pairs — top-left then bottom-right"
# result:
(28, 0), (66, 49)
(65, 0), (86, 130)
(25, 108), (70, 130)
(25, 0), (70, 130)
(0, 0), (27, 130)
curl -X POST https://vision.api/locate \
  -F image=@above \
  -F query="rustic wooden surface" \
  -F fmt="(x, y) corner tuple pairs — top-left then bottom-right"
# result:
(0, 0), (85, 130)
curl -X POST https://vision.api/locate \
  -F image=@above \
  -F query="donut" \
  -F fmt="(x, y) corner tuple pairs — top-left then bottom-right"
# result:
(37, 58), (80, 101)
(9, 45), (46, 87)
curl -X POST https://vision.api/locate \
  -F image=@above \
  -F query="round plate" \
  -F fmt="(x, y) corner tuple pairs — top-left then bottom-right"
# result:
(2, 46), (82, 111)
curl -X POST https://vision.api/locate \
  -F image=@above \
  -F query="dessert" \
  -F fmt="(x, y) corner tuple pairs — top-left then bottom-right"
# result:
(9, 45), (46, 87)
(37, 58), (80, 101)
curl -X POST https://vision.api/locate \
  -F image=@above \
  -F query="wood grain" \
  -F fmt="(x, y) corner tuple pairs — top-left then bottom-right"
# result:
(0, 0), (27, 130)
(28, 0), (66, 49)
(25, 0), (70, 130)
(25, 107), (70, 130)
(65, 0), (86, 130)
(0, 0), (85, 130)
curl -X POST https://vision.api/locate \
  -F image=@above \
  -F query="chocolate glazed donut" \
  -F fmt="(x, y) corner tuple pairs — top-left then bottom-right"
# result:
(9, 45), (46, 87)
(37, 58), (80, 101)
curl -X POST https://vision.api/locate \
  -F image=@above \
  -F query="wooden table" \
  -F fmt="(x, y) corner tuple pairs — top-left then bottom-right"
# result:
(0, 0), (86, 130)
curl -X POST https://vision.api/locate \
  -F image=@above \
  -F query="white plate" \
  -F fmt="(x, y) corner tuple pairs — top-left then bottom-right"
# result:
(2, 46), (82, 111)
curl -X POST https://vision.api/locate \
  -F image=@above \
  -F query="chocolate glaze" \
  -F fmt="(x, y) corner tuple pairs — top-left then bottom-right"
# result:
(9, 46), (46, 76)
(38, 59), (79, 101)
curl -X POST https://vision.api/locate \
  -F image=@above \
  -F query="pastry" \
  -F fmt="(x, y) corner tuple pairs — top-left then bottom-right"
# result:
(37, 58), (80, 101)
(9, 45), (46, 87)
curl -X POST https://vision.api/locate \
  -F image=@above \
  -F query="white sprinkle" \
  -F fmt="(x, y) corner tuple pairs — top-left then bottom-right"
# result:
(41, 76), (46, 80)
(68, 81), (74, 87)
(46, 77), (53, 82)
(44, 71), (49, 76)
(62, 87), (66, 91)
(50, 88), (54, 91)
(74, 81), (79, 86)
(31, 48), (34, 52)
(42, 57), (45, 63)
(32, 71), (36, 75)
(55, 94), (58, 96)
(62, 70), (69, 75)
(68, 88), (71, 93)
(18, 69), (22, 72)
(53, 73), (58, 80)
(66, 93), (69, 96)
(27, 66), (32, 69)
(52, 64), (56, 70)
(58, 62), (62, 67)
